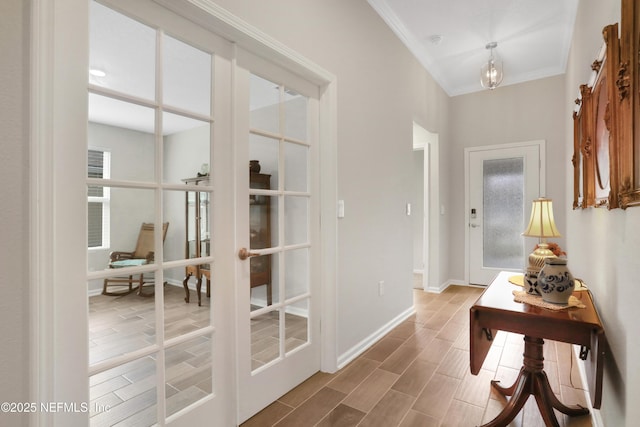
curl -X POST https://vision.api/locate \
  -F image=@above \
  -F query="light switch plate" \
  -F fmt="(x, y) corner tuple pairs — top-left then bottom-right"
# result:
(337, 200), (345, 218)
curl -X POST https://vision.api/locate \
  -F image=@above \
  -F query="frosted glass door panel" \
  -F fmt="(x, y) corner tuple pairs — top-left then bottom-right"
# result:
(482, 158), (524, 269)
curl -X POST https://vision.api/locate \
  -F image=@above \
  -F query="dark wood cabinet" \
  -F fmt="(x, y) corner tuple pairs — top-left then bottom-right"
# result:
(249, 172), (273, 305)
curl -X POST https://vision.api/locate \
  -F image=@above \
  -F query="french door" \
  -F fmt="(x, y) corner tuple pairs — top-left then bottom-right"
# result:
(466, 142), (545, 285)
(85, 1), (235, 425)
(40, 0), (323, 425)
(234, 59), (321, 423)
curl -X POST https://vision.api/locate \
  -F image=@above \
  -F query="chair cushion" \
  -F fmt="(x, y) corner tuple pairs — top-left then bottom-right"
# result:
(110, 259), (148, 268)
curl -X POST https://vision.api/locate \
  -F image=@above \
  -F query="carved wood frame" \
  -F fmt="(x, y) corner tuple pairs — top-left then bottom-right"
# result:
(593, 24), (620, 208)
(618, 0), (640, 208)
(572, 97), (583, 209)
(573, 84), (590, 209)
(573, 24), (621, 209)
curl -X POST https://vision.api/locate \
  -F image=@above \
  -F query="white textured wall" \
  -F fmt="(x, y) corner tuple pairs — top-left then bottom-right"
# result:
(565, 1), (637, 426)
(210, 0), (451, 357)
(0, 0), (28, 425)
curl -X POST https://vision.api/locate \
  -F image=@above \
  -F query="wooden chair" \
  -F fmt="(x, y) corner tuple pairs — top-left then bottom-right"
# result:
(102, 222), (169, 296)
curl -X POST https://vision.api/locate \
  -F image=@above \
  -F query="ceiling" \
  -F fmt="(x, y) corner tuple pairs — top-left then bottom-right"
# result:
(90, 0), (581, 133)
(368, 0), (580, 96)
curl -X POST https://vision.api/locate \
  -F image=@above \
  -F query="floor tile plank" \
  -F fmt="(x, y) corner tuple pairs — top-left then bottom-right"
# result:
(357, 390), (414, 427)
(342, 368), (399, 412)
(273, 387), (346, 427)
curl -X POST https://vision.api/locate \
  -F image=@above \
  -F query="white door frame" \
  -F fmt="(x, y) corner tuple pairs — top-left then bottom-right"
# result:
(30, 1), (338, 425)
(464, 140), (546, 285)
(412, 123), (440, 292)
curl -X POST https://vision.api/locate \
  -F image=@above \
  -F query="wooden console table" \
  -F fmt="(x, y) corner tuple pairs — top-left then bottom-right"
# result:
(470, 271), (606, 427)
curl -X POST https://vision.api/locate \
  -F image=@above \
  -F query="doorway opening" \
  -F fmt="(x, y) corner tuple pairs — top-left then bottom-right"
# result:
(412, 123), (440, 292)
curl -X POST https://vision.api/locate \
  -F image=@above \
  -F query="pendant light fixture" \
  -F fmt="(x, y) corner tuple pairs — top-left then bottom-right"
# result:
(480, 42), (503, 90)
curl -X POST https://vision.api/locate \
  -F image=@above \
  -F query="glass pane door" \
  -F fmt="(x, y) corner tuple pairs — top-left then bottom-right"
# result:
(86, 1), (230, 424)
(247, 74), (311, 370)
(237, 67), (320, 422)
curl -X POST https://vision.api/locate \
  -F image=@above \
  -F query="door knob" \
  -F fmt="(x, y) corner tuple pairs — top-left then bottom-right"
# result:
(238, 248), (260, 260)
(470, 223), (480, 228)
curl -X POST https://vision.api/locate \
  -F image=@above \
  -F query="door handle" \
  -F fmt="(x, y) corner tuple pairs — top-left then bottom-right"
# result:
(238, 248), (260, 260)
(470, 223), (480, 228)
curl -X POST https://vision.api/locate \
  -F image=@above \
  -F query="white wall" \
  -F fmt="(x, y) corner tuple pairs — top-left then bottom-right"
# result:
(449, 75), (567, 282)
(565, 1), (637, 426)
(0, 0), (29, 425)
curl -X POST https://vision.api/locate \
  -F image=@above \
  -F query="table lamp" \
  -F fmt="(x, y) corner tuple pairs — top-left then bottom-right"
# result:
(522, 198), (562, 294)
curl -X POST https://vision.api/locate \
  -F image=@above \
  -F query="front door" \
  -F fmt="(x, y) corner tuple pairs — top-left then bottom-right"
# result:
(234, 61), (322, 422)
(466, 142), (544, 285)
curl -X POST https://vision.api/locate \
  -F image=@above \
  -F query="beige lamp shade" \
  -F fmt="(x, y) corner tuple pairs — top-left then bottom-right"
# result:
(523, 198), (561, 238)
(522, 198), (562, 295)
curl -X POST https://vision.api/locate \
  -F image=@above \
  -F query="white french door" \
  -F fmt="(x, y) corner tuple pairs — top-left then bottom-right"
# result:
(84, 1), (235, 425)
(234, 57), (322, 423)
(466, 142), (545, 285)
(40, 1), (329, 425)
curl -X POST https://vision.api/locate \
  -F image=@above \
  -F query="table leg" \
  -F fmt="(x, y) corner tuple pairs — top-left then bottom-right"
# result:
(183, 272), (192, 303)
(480, 336), (588, 427)
(196, 275), (202, 307)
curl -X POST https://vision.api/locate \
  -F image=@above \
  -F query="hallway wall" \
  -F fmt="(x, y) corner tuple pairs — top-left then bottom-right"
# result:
(565, 1), (637, 426)
(0, 1), (29, 426)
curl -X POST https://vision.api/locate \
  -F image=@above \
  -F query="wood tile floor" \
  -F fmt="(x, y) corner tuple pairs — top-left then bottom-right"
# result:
(88, 285), (214, 426)
(88, 284), (309, 426)
(241, 285), (594, 427)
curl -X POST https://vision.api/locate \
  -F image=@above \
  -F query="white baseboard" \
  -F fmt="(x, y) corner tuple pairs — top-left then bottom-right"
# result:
(88, 279), (185, 297)
(424, 278), (467, 294)
(572, 345), (605, 427)
(337, 305), (415, 370)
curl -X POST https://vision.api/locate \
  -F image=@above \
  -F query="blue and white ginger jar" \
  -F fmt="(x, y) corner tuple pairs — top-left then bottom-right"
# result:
(538, 257), (574, 304)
